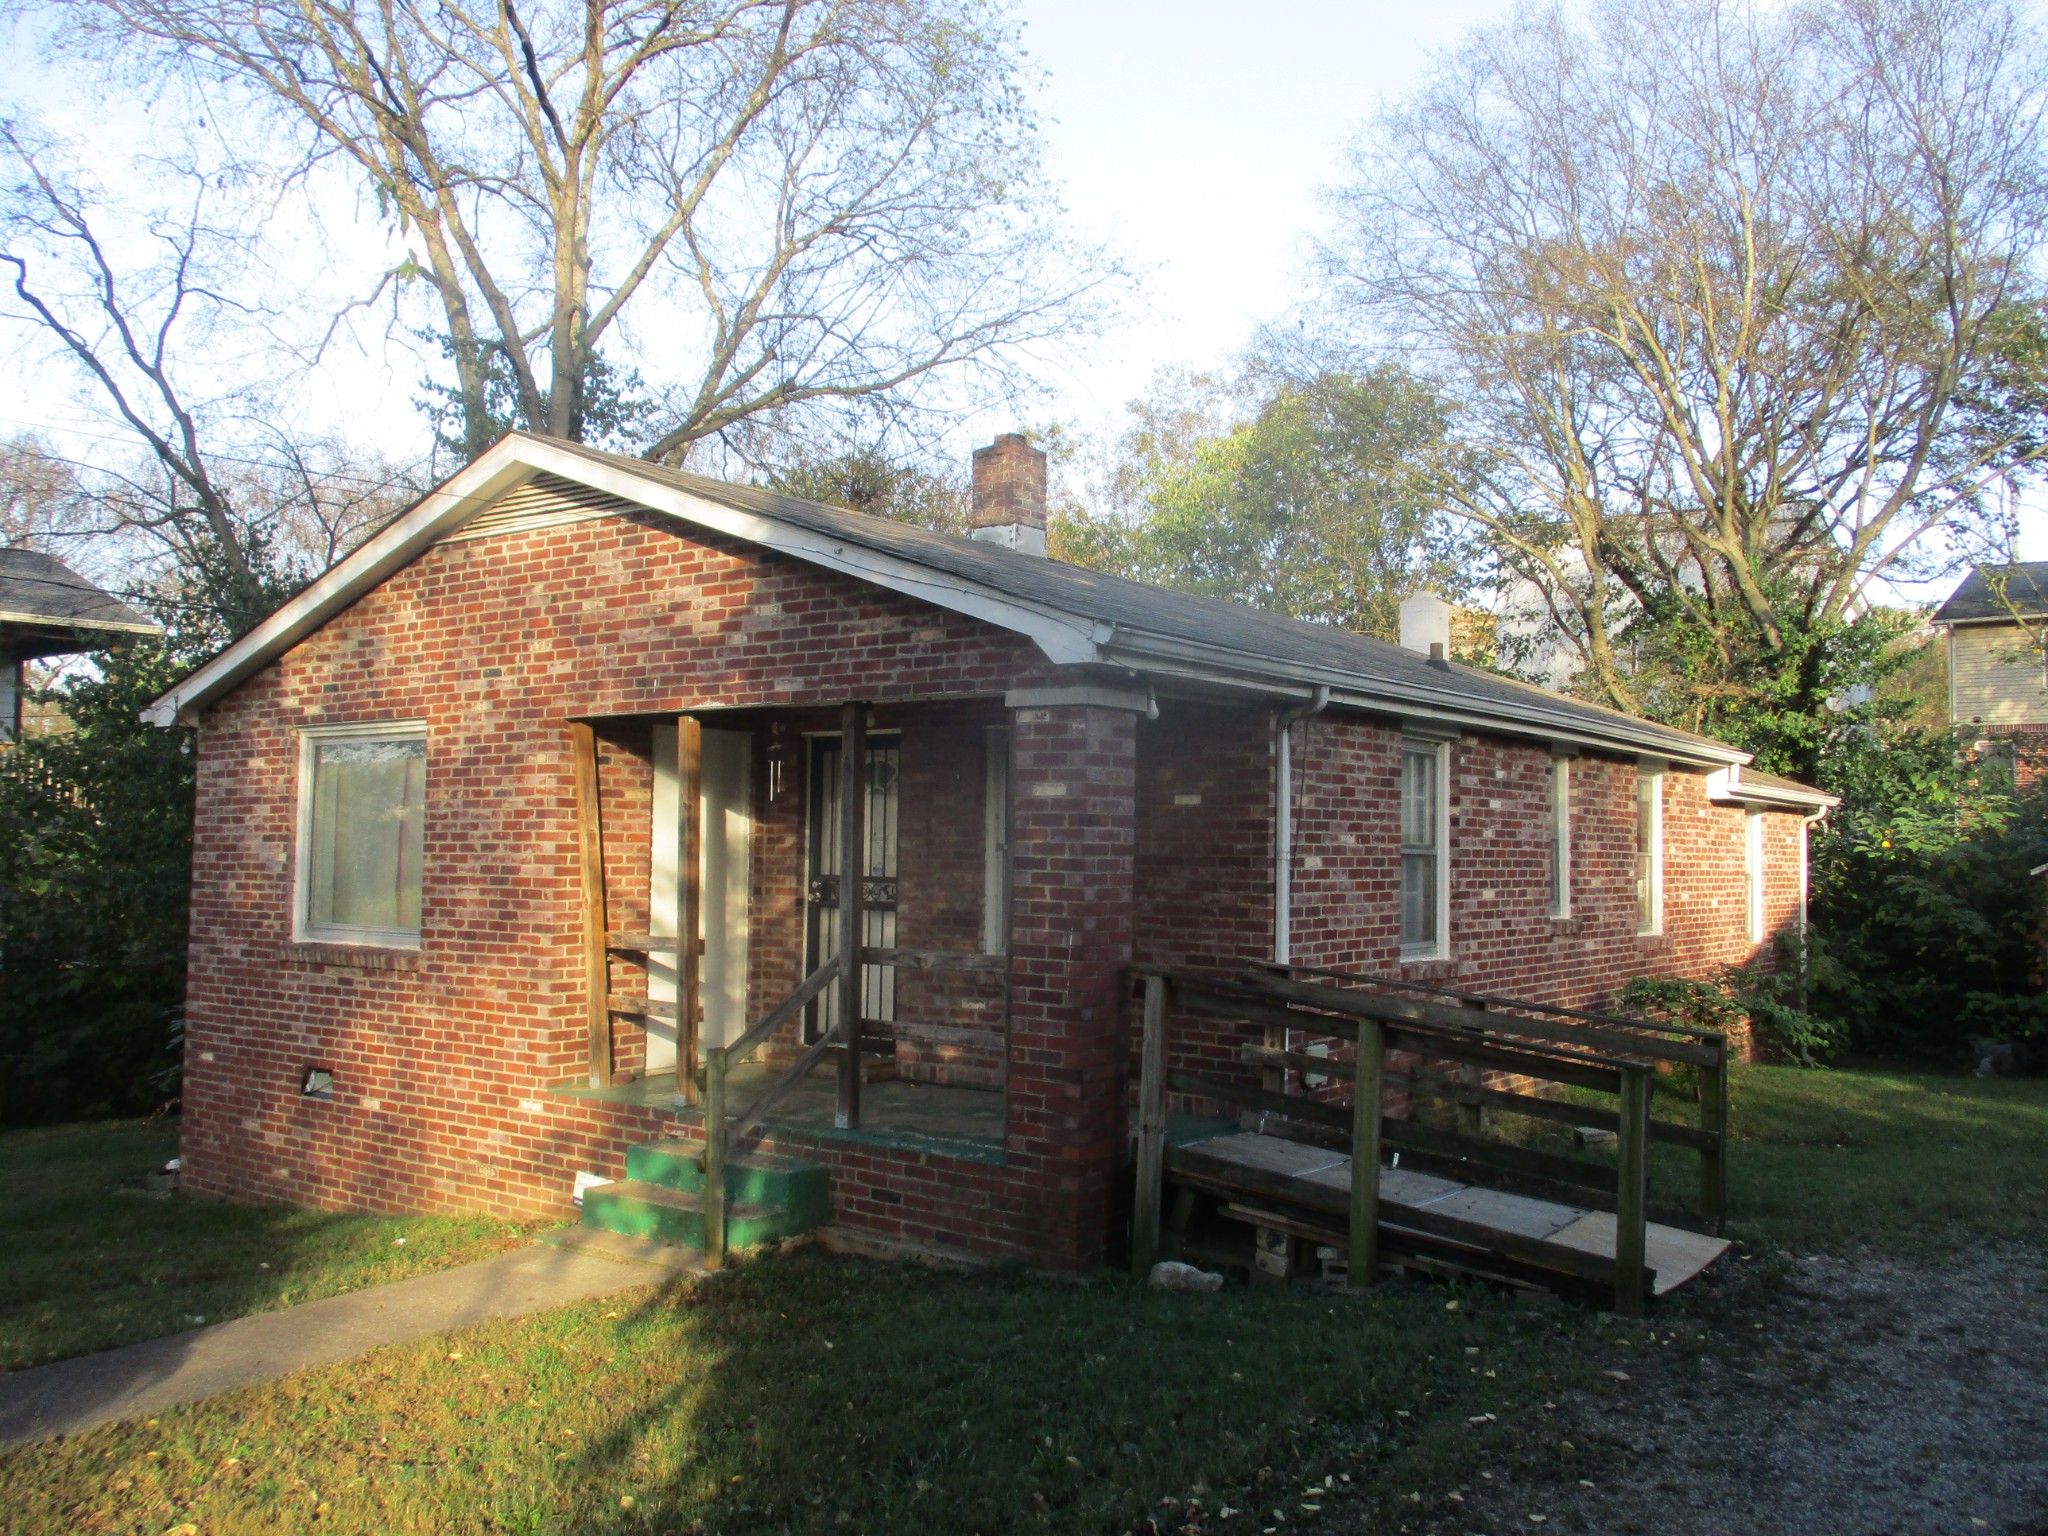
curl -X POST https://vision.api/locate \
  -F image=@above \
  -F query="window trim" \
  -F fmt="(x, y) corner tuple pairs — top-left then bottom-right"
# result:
(294, 719), (429, 950)
(1744, 808), (1767, 946)
(1399, 737), (1452, 961)
(1636, 761), (1665, 938)
(1549, 752), (1573, 919)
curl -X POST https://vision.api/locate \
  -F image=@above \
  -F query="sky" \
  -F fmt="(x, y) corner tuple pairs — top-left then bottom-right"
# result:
(0, 0), (2041, 579)
(1010, 0), (1511, 431)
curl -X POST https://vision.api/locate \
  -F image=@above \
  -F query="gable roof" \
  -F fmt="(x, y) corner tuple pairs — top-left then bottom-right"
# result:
(142, 432), (1759, 772)
(1933, 563), (2048, 625)
(0, 548), (160, 654)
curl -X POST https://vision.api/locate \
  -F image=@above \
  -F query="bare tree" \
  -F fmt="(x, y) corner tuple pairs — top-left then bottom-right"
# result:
(0, 130), (422, 633)
(34, 0), (1115, 463)
(1325, 0), (2048, 727)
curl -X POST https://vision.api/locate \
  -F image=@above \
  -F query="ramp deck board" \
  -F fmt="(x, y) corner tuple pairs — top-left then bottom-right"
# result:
(1174, 1130), (1728, 1296)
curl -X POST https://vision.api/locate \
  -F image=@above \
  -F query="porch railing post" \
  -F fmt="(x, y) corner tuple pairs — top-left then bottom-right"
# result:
(568, 722), (611, 1089)
(1129, 974), (1170, 1279)
(836, 702), (867, 1130)
(677, 715), (703, 1107)
(1615, 1059), (1651, 1316)
(1348, 1017), (1385, 1289)
(703, 1043), (728, 1267)
(1698, 1034), (1728, 1235)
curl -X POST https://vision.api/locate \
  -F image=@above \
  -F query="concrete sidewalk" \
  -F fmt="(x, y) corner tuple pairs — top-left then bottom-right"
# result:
(0, 1233), (696, 1449)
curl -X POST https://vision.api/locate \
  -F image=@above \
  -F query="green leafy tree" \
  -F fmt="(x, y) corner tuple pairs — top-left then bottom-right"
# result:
(1061, 364), (1477, 637)
(1806, 733), (2048, 1059)
(764, 448), (970, 536)
(0, 639), (196, 1124)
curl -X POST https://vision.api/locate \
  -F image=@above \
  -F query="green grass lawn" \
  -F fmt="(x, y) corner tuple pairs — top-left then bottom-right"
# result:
(2, 1247), (1611, 1536)
(1, 1066), (2041, 1535)
(1725, 1062), (2048, 1257)
(0, 1119), (535, 1370)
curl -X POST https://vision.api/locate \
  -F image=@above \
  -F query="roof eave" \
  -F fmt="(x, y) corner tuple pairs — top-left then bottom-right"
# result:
(1704, 765), (1839, 811)
(1100, 629), (1747, 768)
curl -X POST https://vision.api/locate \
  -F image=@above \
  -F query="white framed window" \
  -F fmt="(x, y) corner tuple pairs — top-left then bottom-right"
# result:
(296, 721), (428, 947)
(1744, 809), (1767, 945)
(1636, 763), (1664, 936)
(1549, 753), (1572, 918)
(1400, 739), (1450, 958)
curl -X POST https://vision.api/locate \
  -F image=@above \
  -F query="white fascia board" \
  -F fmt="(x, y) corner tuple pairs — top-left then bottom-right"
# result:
(143, 451), (542, 726)
(0, 610), (162, 637)
(1100, 629), (1746, 769)
(1705, 764), (1840, 810)
(508, 439), (1109, 667)
(143, 436), (1108, 727)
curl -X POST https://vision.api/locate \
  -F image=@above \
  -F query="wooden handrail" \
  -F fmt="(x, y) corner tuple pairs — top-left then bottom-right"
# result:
(1261, 959), (1731, 1044)
(724, 961), (836, 1066)
(1127, 966), (1671, 1314)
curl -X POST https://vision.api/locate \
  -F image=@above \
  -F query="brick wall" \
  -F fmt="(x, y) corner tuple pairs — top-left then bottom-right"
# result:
(1286, 712), (1806, 1028)
(179, 483), (1069, 1232)
(177, 471), (1805, 1268)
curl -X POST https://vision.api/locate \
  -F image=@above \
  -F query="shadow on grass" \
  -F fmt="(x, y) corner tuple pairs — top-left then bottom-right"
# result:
(0, 1119), (534, 1373)
(535, 1247), (1591, 1536)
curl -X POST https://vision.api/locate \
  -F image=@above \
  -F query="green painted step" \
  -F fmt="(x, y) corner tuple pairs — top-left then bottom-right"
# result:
(624, 1141), (831, 1232)
(581, 1180), (812, 1251)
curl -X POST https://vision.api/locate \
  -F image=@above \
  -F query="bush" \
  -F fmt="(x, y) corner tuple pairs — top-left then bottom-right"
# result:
(1617, 962), (1842, 1066)
(1806, 737), (2048, 1063)
(0, 641), (197, 1124)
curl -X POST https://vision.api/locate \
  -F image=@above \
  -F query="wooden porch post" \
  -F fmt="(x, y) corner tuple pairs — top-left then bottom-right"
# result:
(836, 702), (867, 1130)
(1129, 974), (1169, 1279)
(676, 715), (703, 1106)
(1615, 1060), (1651, 1316)
(1348, 1018), (1385, 1288)
(568, 722), (611, 1089)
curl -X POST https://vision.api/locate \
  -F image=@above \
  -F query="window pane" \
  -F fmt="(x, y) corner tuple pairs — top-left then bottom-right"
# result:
(1636, 774), (1657, 931)
(1401, 748), (1436, 847)
(1402, 852), (1436, 946)
(1551, 760), (1568, 911)
(309, 736), (425, 935)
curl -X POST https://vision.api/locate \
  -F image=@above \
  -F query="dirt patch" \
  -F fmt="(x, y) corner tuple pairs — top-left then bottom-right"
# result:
(1462, 1246), (2048, 1536)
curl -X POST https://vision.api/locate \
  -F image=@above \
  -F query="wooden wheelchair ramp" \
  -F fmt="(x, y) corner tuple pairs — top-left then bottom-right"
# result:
(1129, 965), (1740, 1312)
(1169, 1130), (1729, 1298)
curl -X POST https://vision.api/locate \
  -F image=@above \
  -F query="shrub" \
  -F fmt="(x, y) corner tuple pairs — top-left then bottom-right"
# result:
(1806, 737), (2048, 1062)
(1618, 962), (1842, 1066)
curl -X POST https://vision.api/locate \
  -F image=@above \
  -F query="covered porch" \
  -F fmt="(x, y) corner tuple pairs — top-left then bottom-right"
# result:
(554, 695), (1017, 1162)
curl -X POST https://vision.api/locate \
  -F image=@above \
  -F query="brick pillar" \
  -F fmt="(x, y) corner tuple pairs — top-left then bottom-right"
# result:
(1004, 700), (1140, 1268)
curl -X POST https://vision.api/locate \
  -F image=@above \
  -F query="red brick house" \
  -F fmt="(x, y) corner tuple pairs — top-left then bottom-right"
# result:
(146, 432), (1834, 1271)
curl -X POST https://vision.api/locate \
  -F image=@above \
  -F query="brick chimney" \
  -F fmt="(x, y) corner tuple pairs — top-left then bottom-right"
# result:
(969, 433), (1048, 557)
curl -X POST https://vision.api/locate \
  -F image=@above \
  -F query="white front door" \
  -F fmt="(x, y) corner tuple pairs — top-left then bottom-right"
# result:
(649, 723), (754, 1070)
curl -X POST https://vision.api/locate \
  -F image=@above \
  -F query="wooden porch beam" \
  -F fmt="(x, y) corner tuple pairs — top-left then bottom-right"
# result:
(568, 721), (610, 1089)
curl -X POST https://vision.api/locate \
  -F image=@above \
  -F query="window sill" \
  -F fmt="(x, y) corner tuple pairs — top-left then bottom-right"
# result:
(277, 941), (424, 973)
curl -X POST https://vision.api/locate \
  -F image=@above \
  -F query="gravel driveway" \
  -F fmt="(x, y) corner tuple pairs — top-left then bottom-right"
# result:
(1463, 1247), (2048, 1536)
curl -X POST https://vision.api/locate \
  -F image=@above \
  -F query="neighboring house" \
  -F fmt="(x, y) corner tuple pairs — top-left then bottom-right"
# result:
(146, 433), (1834, 1271)
(0, 548), (160, 740)
(1933, 564), (2048, 754)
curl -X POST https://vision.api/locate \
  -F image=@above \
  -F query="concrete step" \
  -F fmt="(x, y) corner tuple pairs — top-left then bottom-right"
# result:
(580, 1179), (817, 1252)
(624, 1141), (831, 1230)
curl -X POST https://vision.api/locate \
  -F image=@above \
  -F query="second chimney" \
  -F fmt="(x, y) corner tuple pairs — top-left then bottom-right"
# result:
(969, 433), (1048, 557)
(1398, 591), (1455, 659)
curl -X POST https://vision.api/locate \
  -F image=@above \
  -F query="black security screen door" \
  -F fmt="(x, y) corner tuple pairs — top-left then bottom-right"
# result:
(803, 734), (900, 1043)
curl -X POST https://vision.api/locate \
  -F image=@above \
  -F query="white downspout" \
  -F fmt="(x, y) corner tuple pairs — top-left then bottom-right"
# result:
(1274, 687), (1332, 966)
(1798, 807), (1828, 1009)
